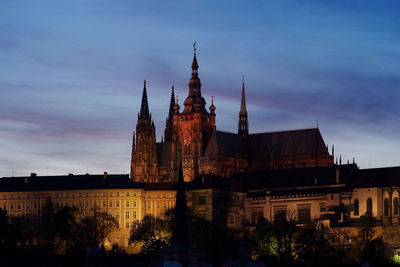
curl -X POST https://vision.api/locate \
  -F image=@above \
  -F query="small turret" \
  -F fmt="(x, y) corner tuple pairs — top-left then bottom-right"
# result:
(209, 96), (216, 115)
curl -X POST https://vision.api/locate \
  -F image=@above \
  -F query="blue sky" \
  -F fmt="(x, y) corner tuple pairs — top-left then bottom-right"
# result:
(0, 0), (399, 177)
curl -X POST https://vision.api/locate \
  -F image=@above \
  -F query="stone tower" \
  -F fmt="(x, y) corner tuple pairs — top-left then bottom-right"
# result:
(172, 45), (216, 181)
(131, 80), (158, 182)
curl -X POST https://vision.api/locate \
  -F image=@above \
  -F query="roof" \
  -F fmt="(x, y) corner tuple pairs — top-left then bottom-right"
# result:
(351, 166), (400, 188)
(0, 174), (138, 192)
(247, 128), (329, 159)
(232, 164), (358, 190)
(204, 128), (330, 159)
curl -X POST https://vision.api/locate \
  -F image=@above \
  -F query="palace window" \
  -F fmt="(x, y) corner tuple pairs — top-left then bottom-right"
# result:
(198, 195), (206, 205)
(251, 208), (264, 225)
(125, 222), (129, 229)
(384, 198), (389, 216)
(126, 211), (129, 219)
(354, 199), (359, 216)
(109, 201), (113, 207)
(116, 201), (120, 207)
(273, 207), (286, 223)
(133, 211), (137, 219)
(394, 197), (399, 215)
(297, 206), (311, 222)
(116, 211), (120, 219)
(126, 192), (129, 197)
(126, 201), (130, 208)
(133, 201), (136, 207)
(367, 198), (373, 215)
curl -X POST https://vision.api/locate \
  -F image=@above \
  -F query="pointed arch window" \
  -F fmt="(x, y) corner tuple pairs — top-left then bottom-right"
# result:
(367, 198), (373, 215)
(384, 198), (389, 216)
(394, 197), (399, 215)
(354, 199), (359, 216)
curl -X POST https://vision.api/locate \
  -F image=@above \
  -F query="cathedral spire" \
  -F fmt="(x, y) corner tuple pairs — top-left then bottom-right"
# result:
(238, 77), (248, 136)
(139, 80), (150, 120)
(167, 85), (175, 124)
(164, 85), (175, 142)
(183, 43), (206, 114)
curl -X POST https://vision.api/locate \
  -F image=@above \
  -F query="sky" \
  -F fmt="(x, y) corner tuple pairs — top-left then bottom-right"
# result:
(0, 0), (399, 177)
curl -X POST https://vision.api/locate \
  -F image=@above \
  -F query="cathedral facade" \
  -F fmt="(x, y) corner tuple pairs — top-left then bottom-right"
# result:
(130, 48), (334, 182)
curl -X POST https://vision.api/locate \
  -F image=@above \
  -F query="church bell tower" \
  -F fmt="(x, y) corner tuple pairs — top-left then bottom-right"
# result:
(172, 44), (216, 181)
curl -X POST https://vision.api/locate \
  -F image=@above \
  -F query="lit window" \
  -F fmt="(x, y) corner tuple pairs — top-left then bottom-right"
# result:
(354, 199), (359, 216)
(367, 198), (373, 214)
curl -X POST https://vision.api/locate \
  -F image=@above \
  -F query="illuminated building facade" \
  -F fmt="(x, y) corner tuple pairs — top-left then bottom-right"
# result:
(130, 47), (334, 183)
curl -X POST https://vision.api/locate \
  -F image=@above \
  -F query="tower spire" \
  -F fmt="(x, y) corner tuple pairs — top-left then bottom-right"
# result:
(183, 43), (206, 113)
(164, 85), (176, 142)
(167, 85), (175, 124)
(139, 80), (150, 120)
(238, 76), (249, 136)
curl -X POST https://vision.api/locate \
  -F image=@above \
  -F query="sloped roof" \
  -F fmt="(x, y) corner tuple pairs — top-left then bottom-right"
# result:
(351, 166), (400, 188)
(232, 164), (358, 190)
(247, 128), (329, 159)
(0, 174), (137, 192)
(204, 131), (241, 157)
(204, 128), (329, 160)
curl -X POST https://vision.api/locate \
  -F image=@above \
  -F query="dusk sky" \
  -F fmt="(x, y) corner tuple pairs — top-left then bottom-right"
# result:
(0, 0), (399, 177)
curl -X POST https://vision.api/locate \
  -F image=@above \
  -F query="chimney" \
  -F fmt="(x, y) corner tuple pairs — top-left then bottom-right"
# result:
(68, 173), (74, 176)
(104, 172), (108, 179)
(24, 177), (29, 184)
(30, 173), (36, 177)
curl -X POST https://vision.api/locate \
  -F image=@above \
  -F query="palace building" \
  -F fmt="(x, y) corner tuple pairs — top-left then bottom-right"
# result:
(130, 47), (334, 183)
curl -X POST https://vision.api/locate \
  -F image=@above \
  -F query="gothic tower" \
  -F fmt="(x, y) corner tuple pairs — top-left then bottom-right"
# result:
(164, 86), (175, 142)
(238, 77), (248, 138)
(131, 80), (158, 182)
(172, 45), (216, 181)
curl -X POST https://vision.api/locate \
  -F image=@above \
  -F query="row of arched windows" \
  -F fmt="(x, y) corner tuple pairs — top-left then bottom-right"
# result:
(354, 197), (399, 216)
(384, 197), (399, 216)
(353, 198), (372, 216)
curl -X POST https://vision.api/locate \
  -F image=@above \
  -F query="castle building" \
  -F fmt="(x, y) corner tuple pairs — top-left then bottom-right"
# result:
(2, 46), (400, 253)
(130, 47), (334, 183)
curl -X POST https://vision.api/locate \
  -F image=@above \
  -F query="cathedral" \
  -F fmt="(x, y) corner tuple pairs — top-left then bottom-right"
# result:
(130, 47), (334, 182)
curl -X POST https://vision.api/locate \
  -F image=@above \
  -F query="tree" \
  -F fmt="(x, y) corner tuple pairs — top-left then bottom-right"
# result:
(40, 197), (57, 253)
(357, 213), (377, 248)
(54, 206), (78, 253)
(129, 214), (171, 255)
(75, 208), (118, 250)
